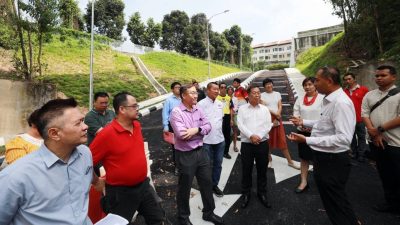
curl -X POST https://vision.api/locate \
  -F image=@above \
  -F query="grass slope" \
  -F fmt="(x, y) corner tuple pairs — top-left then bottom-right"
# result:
(37, 34), (155, 106)
(296, 32), (347, 76)
(139, 52), (240, 88)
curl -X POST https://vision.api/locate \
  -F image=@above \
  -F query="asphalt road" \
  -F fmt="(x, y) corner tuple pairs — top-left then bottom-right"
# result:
(136, 71), (399, 225)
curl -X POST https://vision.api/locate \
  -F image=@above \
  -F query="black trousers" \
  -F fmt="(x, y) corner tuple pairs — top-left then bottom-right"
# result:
(168, 123), (176, 164)
(369, 143), (400, 207)
(241, 141), (269, 194)
(104, 178), (164, 225)
(313, 151), (358, 225)
(175, 147), (215, 223)
(222, 114), (232, 154)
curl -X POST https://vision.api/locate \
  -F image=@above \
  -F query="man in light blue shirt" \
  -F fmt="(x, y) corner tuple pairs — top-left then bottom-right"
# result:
(0, 98), (98, 225)
(162, 81), (181, 175)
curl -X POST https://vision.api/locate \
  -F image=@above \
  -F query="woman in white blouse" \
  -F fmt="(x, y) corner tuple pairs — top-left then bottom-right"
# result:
(261, 78), (299, 169)
(292, 77), (324, 193)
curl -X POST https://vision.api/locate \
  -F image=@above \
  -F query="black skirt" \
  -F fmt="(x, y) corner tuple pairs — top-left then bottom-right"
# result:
(297, 131), (313, 161)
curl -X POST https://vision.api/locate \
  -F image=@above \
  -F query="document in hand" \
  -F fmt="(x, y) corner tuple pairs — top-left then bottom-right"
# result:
(163, 131), (175, 145)
(94, 213), (129, 225)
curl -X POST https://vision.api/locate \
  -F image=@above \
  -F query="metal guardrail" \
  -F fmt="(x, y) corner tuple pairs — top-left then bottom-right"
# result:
(137, 71), (251, 117)
(131, 55), (168, 95)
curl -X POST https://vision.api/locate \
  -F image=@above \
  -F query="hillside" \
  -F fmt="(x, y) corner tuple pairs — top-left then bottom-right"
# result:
(295, 32), (348, 76)
(139, 52), (241, 89)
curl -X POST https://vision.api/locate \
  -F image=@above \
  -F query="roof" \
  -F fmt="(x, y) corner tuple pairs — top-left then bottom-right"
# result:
(252, 39), (292, 49)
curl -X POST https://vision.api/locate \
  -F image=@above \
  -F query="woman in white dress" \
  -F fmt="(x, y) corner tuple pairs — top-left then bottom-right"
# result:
(292, 77), (324, 193)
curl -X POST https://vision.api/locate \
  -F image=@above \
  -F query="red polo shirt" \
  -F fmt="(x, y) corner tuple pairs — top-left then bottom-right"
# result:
(344, 85), (369, 122)
(90, 119), (147, 186)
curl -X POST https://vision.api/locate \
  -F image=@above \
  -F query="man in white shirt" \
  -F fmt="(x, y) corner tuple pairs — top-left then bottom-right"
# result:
(237, 85), (272, 209)
(362, 65), (400, 215)
(288, 66), (360, 225)
(198, 82), (225, 197)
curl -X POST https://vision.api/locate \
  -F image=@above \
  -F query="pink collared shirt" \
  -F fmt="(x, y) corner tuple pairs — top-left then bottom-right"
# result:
(169, 103), (211, 151)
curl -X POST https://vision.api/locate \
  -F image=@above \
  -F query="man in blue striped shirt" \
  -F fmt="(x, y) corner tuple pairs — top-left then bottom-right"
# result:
(162, 81), (182, 175)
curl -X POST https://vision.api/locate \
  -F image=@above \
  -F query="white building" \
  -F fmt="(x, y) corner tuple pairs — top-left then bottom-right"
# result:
(252, 40), (292, 65)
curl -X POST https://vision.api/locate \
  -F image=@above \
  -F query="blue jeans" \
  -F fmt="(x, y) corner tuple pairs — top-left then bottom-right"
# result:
(204, 142), (225, 187)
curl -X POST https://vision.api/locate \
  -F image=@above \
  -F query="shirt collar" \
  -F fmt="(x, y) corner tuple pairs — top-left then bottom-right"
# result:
(39, 144), (81, 168)
(92, 109), (108, 115)
(247, 103), (260, 109)
(324, 88), (342, 103)
(111, 119), (136, 133)
(379, 85), (397, 94)
(349, 84), (360, 91)
(179, 103), (198, 112)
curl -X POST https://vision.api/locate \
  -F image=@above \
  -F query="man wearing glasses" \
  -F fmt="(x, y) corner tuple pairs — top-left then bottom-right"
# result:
(170, 85), (224, 225)
(90, 92), (164, 225)
(84, 92), (116, 146)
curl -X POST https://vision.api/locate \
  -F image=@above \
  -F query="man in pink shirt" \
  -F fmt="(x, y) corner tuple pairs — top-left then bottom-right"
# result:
(169, 85), (223, 225)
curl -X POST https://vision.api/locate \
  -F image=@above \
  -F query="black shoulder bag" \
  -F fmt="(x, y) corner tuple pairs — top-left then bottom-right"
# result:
(370, 87), (400, 113)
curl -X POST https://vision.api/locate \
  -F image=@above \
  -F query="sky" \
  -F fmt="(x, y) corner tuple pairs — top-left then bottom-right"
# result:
(78, 0), (342, 45)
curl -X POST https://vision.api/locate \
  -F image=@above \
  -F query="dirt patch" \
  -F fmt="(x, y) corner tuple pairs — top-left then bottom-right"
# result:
(0, 48), (15, 74)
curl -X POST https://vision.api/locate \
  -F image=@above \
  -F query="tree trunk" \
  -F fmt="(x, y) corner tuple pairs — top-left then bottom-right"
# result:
(340, 1), (351, 57)
(27, 28), (33, 78)
(373, 5), (384, 54)
(37, 32), (43, 76)
(344, 0), (355, 22)
(12, 0), (29, 79)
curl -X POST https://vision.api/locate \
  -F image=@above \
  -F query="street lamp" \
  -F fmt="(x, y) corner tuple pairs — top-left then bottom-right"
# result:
(206, 10), (229, 80)
(89, 0), (95, 110)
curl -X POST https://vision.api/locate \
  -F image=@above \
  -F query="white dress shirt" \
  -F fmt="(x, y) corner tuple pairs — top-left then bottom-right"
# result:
(303, 88), (355, 153)
(197, 97), (225, 144)
(237, 103), (272, 143)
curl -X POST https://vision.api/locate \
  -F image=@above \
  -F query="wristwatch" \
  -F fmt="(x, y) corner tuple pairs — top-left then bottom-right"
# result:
(377, 126), (385, 133)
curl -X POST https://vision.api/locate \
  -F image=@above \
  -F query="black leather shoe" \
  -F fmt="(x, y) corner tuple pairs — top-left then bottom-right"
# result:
(213, 186), (224, 197)
(202, 213), (224, 225)
(223, 153), (232, 159)
(295, 184), (309, 194)
(257, 193), (271, 208)
(241, 193), (250, 208)
(178, 219), (193, 225)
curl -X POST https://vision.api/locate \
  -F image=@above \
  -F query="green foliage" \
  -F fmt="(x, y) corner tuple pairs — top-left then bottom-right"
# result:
(58, 0), (80, 29)
(0, 17), (17, 49)
(85, 0), (125, 40)
(160, 10), (190, 51)
(139, 51), (240, 89)
(296, 33), (346, 76)
(126, 12), (161, 48)
(126, 12), (145, 45)
(265, 63), (289, 70)
(34, 33), (155, 106)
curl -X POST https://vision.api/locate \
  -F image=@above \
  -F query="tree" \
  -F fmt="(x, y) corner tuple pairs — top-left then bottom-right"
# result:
(126, 12), (145, 45)
(160, 10), (189, 51)
(24, 0), (59, 76)
(127, 13), (161, 48)
(85, 0), (125, 40)
(142, 18), (161, 48)
(223, 25), (242, 64)
(209, 31), (230, 62)
(58, 0), (80, 29)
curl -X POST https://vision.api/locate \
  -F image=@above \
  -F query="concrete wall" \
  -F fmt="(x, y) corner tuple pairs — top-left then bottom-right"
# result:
(0, 79), (56, 141)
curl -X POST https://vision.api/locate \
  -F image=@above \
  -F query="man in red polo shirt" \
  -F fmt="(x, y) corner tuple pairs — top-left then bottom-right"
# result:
(343, 72), (369, 162)
(90, 92), (164, 225)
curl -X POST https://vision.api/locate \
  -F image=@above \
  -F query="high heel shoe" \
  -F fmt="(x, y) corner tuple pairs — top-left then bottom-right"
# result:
(295, 184), (309, 193)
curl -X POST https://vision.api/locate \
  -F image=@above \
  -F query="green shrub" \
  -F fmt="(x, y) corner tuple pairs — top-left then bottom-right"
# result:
(265, 63), (289, 70)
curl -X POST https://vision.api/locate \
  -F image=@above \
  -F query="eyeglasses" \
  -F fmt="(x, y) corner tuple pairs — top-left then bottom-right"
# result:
(188, 91), (198, 95)
(124, 104), (139, 110)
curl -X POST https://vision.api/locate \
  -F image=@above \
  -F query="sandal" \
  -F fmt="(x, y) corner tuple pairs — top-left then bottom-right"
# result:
(234, 146), (239, 152)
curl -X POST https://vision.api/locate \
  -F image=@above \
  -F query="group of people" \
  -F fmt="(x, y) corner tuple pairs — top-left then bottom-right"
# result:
(0, 64), (398, 225)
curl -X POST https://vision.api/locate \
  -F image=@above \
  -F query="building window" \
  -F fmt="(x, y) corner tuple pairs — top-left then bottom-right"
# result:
(254, 50), (257, 54)
(287, 46), (291, 50)
(287, 53), (291, 57)
(273, 55), (277, 59)
(259, 56), (264, 60)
